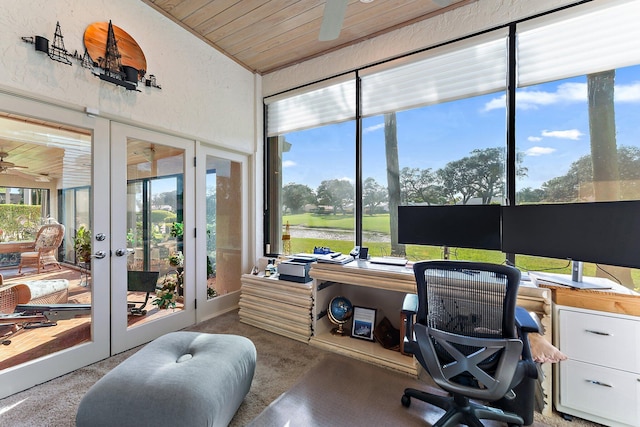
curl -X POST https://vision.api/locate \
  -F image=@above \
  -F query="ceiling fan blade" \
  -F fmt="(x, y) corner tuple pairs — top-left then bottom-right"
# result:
(3, 169), (39, 181)
(319, 0), (348, 41)
(433, 0), (453, 6)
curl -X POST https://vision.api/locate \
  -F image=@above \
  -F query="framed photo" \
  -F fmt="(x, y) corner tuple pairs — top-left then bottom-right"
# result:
(351, 306), (376, 341)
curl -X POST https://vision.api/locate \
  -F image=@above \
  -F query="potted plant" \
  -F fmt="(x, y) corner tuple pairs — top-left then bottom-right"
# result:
(168, 251), (184, 267)
(170, 222), (183, 239)
(74, 225), (92, 263)
(152, 273), (180, 310)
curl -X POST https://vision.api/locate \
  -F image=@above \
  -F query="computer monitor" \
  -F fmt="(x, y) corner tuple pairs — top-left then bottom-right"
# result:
(397, 204), (502, 250)
(501, 200), (640, 270)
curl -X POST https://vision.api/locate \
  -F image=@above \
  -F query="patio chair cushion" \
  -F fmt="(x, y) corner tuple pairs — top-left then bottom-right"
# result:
(76, 331), (257, 427)
(23, 279), (69, 303)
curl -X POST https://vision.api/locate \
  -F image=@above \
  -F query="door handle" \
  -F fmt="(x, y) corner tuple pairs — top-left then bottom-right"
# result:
(115, 248), (135, 257)
(92, 250), (107, 259)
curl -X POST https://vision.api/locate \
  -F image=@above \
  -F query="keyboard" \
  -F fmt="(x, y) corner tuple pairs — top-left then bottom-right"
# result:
(368, 256), (408, 266)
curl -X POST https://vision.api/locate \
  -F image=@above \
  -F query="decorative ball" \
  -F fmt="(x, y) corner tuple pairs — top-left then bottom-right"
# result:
(327, 296), (353, 335)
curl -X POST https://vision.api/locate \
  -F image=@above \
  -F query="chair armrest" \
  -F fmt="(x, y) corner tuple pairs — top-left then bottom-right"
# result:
(402, 293), (418, 315)
(514, 306), (540, 377)
(515, 306), (540, 334)
(400, 294), (418, 356)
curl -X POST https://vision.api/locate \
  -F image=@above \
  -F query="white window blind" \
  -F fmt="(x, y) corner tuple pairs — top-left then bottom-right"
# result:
(265, 76), (356, 136)
(361, 29), (508, 117)
(517, 0), (640, 87)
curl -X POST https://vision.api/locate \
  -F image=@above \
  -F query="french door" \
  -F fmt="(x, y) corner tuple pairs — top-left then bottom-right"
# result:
(0, 96), (234, 399)
(110, 123), (195, 354)
(0, 93), (110, 398)
(195, 145), (249, 321)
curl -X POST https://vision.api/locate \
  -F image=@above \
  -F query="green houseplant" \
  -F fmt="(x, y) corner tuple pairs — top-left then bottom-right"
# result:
(74, 225), (92, 263)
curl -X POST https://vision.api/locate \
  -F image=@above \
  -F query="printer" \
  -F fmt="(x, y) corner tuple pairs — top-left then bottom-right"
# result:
(278, 255), (317, 283)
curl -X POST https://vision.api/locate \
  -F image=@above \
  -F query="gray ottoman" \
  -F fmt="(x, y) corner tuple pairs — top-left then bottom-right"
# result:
(76, 332), (256, 427)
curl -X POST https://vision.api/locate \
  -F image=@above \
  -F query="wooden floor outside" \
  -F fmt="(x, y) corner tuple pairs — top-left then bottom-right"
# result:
(0, 264), (182, 370)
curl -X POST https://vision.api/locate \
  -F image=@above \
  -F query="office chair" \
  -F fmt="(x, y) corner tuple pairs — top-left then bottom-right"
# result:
(127, 270), (160, 316)
(401, 260), (539, 427)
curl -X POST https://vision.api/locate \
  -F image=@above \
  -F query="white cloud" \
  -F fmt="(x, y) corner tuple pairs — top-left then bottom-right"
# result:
(282, 160), (296, 168)
(363, 123), (385, 133)
(615, 82), (640, 102)
(483, 96), (505, 111)
(541, 129), (583, 140)
(484, 82), (587, 111)
(525, 146), (556, 156)
(484, 81), (640, 111)
(528, 136), (542, 142)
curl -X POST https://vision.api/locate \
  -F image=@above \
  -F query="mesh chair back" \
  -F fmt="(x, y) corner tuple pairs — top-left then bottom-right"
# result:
(415, 261), (520, 340)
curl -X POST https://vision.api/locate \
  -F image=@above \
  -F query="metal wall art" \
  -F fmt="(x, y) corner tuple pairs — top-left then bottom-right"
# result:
(22, 21), (161, 92)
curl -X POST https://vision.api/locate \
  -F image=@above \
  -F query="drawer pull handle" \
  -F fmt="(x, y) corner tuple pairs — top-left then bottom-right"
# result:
(584, 329), (611, 336)
(586, 379), (612, 387)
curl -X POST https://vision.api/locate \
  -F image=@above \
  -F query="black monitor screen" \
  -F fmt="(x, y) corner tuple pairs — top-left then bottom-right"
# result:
(501, 200), (640, 269)
(398, 205), (501, 250)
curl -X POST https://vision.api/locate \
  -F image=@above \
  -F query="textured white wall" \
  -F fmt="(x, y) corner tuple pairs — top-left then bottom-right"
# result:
(263, 0), (584, 96)
(0, 0), (257, 153)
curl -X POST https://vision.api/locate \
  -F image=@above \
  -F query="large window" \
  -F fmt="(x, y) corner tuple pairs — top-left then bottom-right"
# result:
(360, 30), (508, 262)
(264, 0), (640, 290)
(511, 0), (640, 286)
(265, 76), (356, 255)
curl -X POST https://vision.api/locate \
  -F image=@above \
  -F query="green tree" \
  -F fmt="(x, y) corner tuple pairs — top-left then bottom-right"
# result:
(517, 187), (545, 203)
(437, 158), (477, 204)
(152, 190), (177, 209)
(282, 183), (316, 214)
(541, 156), (592, 202)
(540, 147), (640, 202)
(399, 167), (443, 205)
(316, 179), (353, 214)
(363, 177), (387, 215)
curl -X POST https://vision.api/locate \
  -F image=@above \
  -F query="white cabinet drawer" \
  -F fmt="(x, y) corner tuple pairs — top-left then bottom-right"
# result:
(559, 359), (640, 426)
(558, 308), (640, 372)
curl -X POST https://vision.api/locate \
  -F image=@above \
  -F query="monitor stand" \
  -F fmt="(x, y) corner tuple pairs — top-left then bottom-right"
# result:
(571, 260), (583, 282)
(530, 269), (613, 290)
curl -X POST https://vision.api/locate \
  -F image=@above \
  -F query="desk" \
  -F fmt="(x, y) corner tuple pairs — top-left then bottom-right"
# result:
(309, 260), (553, 414)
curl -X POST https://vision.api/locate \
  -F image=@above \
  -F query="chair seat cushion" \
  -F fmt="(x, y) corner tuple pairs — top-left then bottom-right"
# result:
(76, 331), (257, 427)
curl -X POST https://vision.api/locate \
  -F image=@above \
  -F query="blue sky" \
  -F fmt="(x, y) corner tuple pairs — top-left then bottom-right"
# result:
(282, 65), (640, 193)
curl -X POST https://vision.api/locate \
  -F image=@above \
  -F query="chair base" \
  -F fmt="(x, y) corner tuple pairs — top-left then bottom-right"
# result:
(402, 388), (525, 427)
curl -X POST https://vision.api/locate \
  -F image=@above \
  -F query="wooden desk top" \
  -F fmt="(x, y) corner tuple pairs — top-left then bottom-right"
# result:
(310, 260), (551, 311)
(0, 241), (35, 254)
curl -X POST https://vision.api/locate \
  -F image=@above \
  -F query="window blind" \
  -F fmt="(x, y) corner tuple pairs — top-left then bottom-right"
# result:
(361, 29), (508, 117)
(517, 0), (640, 87)
(265, 75), (356, 136)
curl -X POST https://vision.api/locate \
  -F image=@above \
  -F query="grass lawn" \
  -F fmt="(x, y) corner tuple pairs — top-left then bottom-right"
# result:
(284, 212), (639, 290)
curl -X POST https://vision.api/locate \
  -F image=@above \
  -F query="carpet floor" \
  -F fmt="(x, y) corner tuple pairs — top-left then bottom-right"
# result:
(0, 310), (599, 426)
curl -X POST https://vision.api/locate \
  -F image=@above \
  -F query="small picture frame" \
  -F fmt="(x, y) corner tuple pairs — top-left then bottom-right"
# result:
(351, 306), (377, 341)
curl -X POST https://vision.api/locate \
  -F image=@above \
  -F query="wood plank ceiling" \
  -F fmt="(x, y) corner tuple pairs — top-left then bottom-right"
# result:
(142, 0), (475, 75)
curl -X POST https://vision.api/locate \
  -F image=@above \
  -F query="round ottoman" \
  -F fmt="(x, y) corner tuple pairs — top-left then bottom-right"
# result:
(76, 331), (256, 427)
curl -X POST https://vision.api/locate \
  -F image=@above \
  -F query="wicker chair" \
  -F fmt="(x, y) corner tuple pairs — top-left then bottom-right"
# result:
(18, 223), (65, 274)
(0, 281), (31, 314)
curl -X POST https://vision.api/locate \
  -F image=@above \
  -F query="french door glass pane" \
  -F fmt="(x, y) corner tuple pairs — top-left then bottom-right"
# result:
(206, 155), (242, 297)
(126, 139), (185, 325)
(0, 113), (93, 369)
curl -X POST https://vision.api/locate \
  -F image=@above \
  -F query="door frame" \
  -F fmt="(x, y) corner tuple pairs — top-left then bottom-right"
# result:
(110, 122), (196, 354)
(0, 92), (111, 399)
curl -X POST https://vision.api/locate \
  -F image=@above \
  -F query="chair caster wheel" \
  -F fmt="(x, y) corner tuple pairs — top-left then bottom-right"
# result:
(401, 394), (411, 407)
